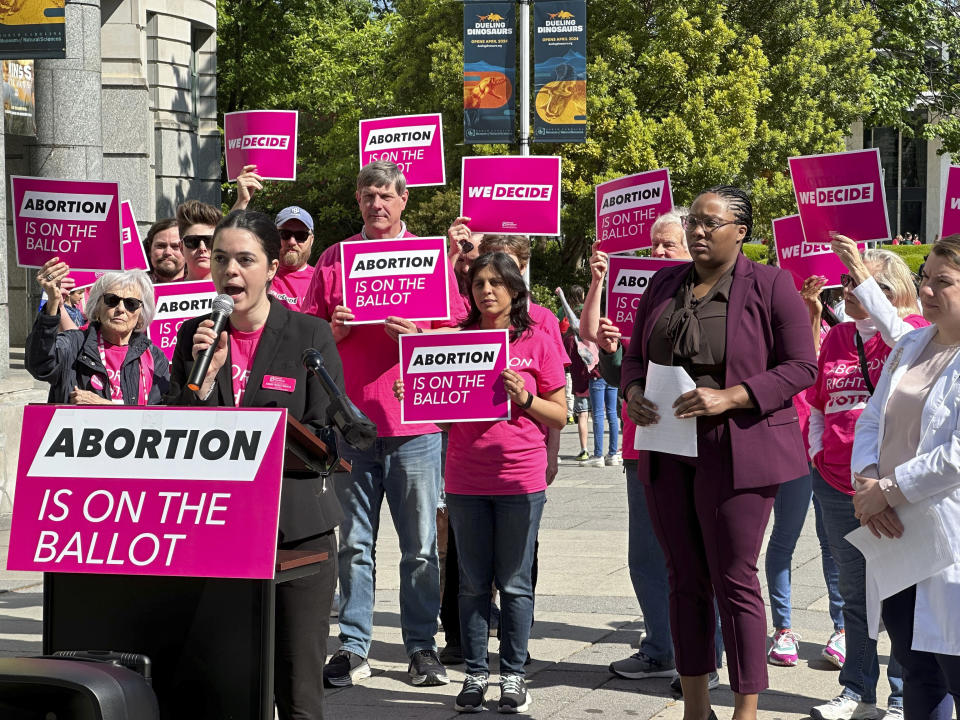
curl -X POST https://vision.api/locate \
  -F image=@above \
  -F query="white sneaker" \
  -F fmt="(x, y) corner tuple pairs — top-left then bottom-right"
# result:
(810, 695), (881, 720)
(604, 453), (623, 466)
(580, 455), (605, 468)
(884, 707), (904, 720)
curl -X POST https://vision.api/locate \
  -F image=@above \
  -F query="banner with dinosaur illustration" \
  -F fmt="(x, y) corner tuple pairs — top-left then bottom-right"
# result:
(533, 0), (586, 143)
(463, 2), (516, 144)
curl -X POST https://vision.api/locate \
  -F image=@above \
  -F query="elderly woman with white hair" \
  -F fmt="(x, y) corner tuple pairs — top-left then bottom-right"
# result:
(26, 257), (169, 405)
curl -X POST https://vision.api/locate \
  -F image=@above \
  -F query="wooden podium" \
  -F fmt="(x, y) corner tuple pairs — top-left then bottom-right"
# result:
(42, 417), (348, 720)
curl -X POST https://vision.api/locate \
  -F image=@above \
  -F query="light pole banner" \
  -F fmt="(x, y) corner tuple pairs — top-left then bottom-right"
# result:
(0, 1), (65, 60)
(399, 329), (511, 424)
(359, 113), (446, 187)
(460, 155), (562, 235)
(606, 256), (687, 339)
(788, 149), (891, 246)
(7, 405), (286, 579)
(942, 166), (960, 238)
(595, 169), (674, 253)
(533, 0), (586, 143)
(224, 110), (299, 181)
(463, 2), (516, 144)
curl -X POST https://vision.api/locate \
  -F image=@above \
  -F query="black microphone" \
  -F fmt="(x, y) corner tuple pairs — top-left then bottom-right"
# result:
(187, 294), (235, 392)
(302, 348), (377, 450)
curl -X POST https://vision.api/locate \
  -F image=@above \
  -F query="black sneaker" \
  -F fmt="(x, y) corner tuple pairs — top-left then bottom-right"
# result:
(408, 649), (450, 686)
(438, 642), (464, 665)
(455, 673), (489, 713)
(498, 674), (530, 713)
(669, 671), (720, 695)
(323, 649), (371, 688)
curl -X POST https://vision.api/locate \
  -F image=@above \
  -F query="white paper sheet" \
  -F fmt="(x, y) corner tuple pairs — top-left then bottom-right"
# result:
(845, 500), (955, 639)
(633, 362), (698, 457)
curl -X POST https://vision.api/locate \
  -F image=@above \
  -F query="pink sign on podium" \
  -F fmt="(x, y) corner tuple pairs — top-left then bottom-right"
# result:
(359, 113), (446, 187)
(7, 405), (286, 579)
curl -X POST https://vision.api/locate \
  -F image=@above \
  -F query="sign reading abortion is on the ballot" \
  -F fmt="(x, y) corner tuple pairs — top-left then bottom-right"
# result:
(224, 110), (298, 181)
(12, 176), (122, 272)
(400, 330), (510, 424)
(943, 166), (960, 237)
(788, 149), (890, 246)
(359, 113), (445, 187)
(149, 280), (218, 361)
(606, 256), (687, 339)
(461, 155), (562, 235)
(69, 201), (148, 289)
(595, 169), (674, 254)
(340, 236), (451, 324)
(773, 214), (865, 291)
(7, 406), (286, 579)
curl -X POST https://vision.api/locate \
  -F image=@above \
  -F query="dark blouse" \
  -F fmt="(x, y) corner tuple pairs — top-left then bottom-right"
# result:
(648, 264), (734, 390)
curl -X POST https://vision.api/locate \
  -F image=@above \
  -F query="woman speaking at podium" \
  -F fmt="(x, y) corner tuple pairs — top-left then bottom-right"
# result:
(167, 209), (345, 720)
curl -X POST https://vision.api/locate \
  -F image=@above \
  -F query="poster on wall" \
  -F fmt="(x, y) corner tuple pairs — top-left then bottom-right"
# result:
(463, 2), (516, 144)
(2, 59), (34, 136)
(533, 0), (586, 143)
(0, 1), (65, 60)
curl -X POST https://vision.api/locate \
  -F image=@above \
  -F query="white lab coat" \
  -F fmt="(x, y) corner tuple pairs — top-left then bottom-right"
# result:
(851, 323), (960, 656)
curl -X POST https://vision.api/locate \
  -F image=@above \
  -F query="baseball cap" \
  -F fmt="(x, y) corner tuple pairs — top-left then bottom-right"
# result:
(275, 206), (314, 232)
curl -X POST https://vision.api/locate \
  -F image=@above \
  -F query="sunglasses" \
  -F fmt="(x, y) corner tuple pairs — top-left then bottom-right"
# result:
(182, 234), (213, 250)
(279, 228), (311, 243)
(458, 239), (475, 254)
(103, 293), (144, 312)
(841, 273), (894, 295)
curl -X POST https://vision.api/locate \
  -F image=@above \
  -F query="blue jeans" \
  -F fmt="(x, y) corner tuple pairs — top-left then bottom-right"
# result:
(335, 433), (442, 658)
(765, 470), (844, 631)
(626, 464), (724, 668)
(812, 469), (903, 706)
(446, 491), (545, 677)
(589, 377), (619, 458)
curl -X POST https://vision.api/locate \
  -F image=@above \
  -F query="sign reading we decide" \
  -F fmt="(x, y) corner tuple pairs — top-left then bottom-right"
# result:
(7, 406), (286, 579)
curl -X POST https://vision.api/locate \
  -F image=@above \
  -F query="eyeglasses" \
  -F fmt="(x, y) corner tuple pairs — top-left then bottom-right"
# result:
(458, 239), (475, 254)
(840, 273), (854, 287)
(182, 234), (213, 250)
(682, 215), (740, 233)
(103, 293), (144, 312)
(279, 228), (311, 243)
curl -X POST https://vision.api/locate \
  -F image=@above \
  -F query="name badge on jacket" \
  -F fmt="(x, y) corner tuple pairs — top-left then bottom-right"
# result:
(262, 375), (296, 393)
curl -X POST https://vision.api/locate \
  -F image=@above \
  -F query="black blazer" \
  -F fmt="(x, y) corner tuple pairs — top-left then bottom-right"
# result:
(167, 297), (345, 543)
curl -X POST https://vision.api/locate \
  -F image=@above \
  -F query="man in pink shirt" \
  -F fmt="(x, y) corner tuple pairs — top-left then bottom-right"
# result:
(302, 161), (465, 690)
(270, 206), (316, 311)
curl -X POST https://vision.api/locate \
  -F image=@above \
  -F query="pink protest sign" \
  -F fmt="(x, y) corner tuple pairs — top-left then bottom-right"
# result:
(149, 280), (218, 360)
(606, 256), (687, 338)
(595, 169), (674, 254)
(7, 405), (286, 579)
(340, 236), (451, 324)
(12, 176), (122, 272)
(399, 330), (510, 424)
(789, 149), (890, 246)
(224, 110), (298, 181)
(943, 166), (960, 237)
(460, 155), (561, 236)
(773, 214), (865, 291)
(359, 113), (445, 187)
(69, 201), (148, 289)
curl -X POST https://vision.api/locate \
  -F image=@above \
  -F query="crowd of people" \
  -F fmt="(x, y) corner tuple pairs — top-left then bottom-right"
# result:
(23, 160), (960, 720)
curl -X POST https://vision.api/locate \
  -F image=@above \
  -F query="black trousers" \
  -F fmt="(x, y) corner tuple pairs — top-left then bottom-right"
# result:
(882, 584), (960, 720)
(275, 531), (338, 720)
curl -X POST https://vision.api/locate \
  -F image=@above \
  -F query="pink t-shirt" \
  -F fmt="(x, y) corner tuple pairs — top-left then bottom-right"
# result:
(529, 302), (570, 368)
(302, 232), (467, 437)
(445, 327), (567, 495)
(269, 263), (315, 311)
(229, 326), (264, 407)
(101, 342), (128, 403)
(807, 316), (927, 494)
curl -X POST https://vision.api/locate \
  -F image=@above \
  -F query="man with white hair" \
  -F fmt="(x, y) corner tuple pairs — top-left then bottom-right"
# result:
(649, 208), (691, 260)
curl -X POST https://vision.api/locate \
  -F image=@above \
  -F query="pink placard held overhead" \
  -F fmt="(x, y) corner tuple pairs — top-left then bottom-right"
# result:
(7, 405), (286, 579)
(12, 176), (122, 272)
(788, 149), (891, 246)
(943, 166), (960, 237)
(70, 201), (148, 289)
(149, 280), (218, 361)
(340, 236), (451, 324)
(595, 169), (674, 254)
(606, 256), (687, 339)
(399, 330), (510, 424)
(460, 155), (561, 236)
(359, 113), (446, 187)
(773, 214), (865, 291)
(224, 110), (299, 181)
